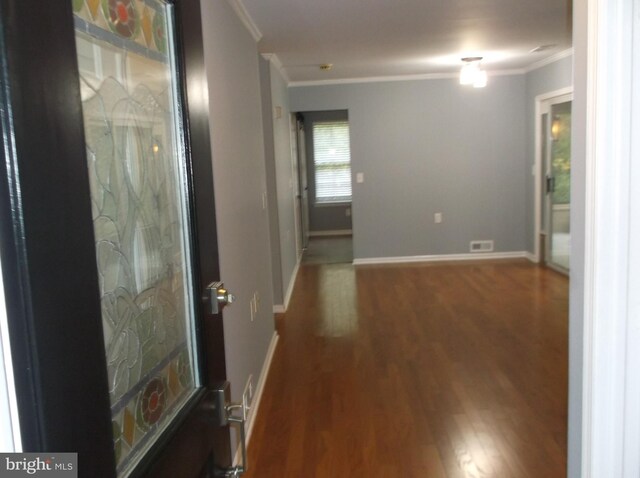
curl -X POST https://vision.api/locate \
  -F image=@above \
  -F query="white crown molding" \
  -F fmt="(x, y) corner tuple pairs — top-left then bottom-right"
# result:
(288, 68), (525, 88)
(226, 0), (262, 43)
(289, 72), (455, 87)
(525, 48), (574, 73)
(489, 68), (528, 76)
(285, 49), (573, 88)
(261, 53), (290, 84)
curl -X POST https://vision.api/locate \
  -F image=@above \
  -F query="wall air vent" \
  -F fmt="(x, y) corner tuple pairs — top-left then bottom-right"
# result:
(470, 240), (494, 253)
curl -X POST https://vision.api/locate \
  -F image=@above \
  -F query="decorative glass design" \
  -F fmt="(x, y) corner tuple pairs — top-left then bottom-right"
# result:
(152, 10), (167, 54)
(86, 0), (101, 20)
(102, 0), (140, 39)
(139, 379), (166, 426)
(141, 6), (153, 47)
(72, 1), (199, 476)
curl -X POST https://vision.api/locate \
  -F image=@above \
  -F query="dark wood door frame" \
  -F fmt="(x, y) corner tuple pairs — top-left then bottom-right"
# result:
(0, 1), (230, 476)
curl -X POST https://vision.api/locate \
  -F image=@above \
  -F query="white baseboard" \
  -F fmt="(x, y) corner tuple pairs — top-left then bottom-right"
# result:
(525, 252), (539, 263)
(233, 332), (279, 466)
(272, 258), (300, 313)
(352, 251), (528, 265)
(308, 229), (352, 237)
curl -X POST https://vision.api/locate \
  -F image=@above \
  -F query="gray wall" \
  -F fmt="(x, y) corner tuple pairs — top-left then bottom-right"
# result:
(267, 62), (298, 305)
(525, 56), (573, 252)
(201, 0), (275, 409)
(290, 76), (528, 260)
(301, 110), (353, 232)
(259, 56), (284, 305)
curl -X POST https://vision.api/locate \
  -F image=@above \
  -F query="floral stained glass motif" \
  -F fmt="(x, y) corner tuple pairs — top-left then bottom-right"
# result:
(139, 379), (166, 426)
(72, 1), (198, 476)
(102, 0), (140, 39)
(75, 0), (169, 62)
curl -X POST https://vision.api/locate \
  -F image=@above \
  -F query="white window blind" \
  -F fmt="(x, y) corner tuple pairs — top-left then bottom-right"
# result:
(312, 121), (352, 203)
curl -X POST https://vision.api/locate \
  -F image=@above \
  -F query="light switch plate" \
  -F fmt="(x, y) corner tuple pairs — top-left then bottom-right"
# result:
(434, 212), (443, 224)
(356, 172), (364, 183)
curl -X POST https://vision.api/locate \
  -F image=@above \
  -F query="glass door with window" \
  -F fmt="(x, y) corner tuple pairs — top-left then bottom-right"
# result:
(73, 1), (202, 474)
(543, 95), (572, 273)
(0, 1), (233, 476)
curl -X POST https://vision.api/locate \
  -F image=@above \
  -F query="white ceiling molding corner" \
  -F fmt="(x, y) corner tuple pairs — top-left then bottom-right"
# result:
(261, 53), (291, 85)
(488, 68), (528, 77)
(226, 0), (262, 43)
(288, 68), (526, 88)
(289, 72), (455, 88)
(525, 48), (574, 73)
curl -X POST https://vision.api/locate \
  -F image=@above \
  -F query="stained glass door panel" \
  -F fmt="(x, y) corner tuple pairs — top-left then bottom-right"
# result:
(72, 1), (199, 475)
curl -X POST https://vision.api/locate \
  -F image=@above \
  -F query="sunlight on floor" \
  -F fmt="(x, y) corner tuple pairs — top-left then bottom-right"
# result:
(317, 265), (358, 337)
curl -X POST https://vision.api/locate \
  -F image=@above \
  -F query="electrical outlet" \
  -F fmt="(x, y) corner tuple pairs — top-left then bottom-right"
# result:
(242, 375), (253, 420)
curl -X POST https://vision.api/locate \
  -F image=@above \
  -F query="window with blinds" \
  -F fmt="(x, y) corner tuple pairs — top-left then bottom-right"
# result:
(312, 121), (352, 203)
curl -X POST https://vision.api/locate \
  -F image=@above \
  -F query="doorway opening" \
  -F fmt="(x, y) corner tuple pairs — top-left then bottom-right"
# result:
(293, 110), (353, 265)
(536, 89), (573, 274)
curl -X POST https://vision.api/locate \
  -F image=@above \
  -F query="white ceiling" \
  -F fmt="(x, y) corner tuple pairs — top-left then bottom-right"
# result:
(237, 0), (573, 84)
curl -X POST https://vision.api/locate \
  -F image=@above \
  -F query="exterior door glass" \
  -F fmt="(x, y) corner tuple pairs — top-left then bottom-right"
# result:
(549, 101), (572, 271)
(72, 1), (200, 475)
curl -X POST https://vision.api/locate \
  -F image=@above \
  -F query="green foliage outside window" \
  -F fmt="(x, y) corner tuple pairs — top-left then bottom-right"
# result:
(552, 112), (571, 205)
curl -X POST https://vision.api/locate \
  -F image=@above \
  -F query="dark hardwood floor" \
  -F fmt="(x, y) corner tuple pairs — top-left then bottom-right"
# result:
(244, 260), (568, 477)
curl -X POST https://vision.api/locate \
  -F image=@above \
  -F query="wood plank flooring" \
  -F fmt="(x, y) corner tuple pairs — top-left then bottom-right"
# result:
(244, 260), (568, 478)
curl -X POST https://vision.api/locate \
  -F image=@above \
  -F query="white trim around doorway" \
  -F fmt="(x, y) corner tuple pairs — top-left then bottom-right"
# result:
(581, 0), (640, 475)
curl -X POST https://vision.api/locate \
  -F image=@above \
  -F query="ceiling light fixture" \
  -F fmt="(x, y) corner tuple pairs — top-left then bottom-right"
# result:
(551, 116), (561, 141)
(459, 57), (487, 88)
